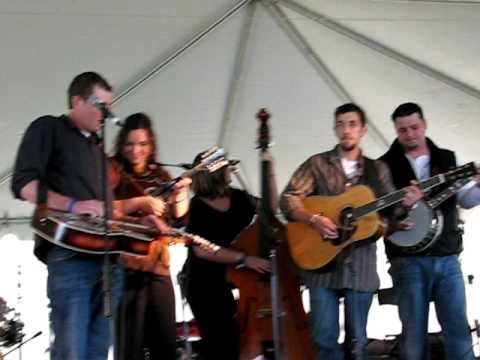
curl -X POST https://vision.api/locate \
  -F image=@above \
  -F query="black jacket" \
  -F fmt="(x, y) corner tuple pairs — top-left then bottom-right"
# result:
(379, 138), (463, 258)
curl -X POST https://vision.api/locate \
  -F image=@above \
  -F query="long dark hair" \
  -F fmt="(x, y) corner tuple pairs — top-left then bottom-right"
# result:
(112, 112), (158, 173)
(191, 151), (230, 199)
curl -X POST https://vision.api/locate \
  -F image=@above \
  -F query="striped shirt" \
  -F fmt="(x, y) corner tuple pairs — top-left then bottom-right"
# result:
(280, 146), (396, 292)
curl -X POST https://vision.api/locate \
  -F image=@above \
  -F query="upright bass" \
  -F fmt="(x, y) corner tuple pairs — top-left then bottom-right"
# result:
(226, 109), (315, 359)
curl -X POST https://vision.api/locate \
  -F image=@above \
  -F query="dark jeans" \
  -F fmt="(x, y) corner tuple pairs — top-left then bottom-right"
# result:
(117, 270), (177, 360)
(390, 255), (474, 360)
(309, 287), (373, 360)
(47, 247), (123, 360)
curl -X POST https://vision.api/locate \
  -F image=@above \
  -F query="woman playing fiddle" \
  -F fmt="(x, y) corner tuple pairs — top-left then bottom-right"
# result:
(111, 112), (190, 360)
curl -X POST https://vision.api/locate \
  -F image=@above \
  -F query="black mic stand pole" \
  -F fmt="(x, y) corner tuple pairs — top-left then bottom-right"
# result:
(98, 111), (116, 355)
(2, 331), (42, 358)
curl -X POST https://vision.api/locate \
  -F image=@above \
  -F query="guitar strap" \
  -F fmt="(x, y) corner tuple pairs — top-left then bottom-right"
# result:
(361, 158), (382, 198)
(33, 176), (52, 263)
(362, 157), (398, 220)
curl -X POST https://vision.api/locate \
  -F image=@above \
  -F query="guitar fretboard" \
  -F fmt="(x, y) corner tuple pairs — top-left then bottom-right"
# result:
(353, 174), (445, 218)
(352, 161), (476, 219)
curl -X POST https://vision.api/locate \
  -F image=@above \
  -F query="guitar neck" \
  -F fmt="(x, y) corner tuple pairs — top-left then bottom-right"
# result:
(353, 173), (446, 218)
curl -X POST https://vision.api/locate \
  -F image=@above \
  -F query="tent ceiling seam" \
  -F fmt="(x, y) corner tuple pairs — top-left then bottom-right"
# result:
(279, 0), (480, 101)
(263, 0), (390, 147)
(218, 1), (258, 149)
(112, 0), (254, 106)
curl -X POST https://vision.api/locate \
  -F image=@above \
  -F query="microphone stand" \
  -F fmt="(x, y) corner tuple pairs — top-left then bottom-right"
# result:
(98, 112), (116, 353)
(2, 331), (42, 357)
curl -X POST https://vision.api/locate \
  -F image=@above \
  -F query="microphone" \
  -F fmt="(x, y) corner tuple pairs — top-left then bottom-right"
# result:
(87, 94), (122, 126)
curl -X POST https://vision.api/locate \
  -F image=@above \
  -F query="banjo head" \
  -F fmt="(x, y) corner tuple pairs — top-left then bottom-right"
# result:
(388, 200), (433, 248)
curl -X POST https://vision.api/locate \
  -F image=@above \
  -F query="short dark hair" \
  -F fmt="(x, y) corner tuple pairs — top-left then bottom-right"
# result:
(112, 112), (158, 172)
(334, 103), (366, 125)
(191, 151), (229, 199)
(391, 102), (424, 121)
(67, 71), (112, 108)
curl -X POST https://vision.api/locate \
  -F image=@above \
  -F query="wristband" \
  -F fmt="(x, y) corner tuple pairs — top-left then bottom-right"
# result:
(67, 199), (77, 213)
(235, 254), (248, 268)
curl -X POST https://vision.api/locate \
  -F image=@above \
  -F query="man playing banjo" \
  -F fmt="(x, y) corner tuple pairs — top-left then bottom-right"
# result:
(379, 102), (480, 360)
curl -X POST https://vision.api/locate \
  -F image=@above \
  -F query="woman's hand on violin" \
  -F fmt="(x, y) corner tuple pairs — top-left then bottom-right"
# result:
(245, 256), (271, 274)
(138, 196), (167, 217)
(171, 178), (192, 196)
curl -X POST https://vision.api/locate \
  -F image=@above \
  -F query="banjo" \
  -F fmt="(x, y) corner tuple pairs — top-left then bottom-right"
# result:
(388, 177), (473, 253)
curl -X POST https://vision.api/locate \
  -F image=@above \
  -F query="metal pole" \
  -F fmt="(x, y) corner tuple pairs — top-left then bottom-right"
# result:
(278, 0), (480, 101)
(263, 0), (389, 147)
(113, 0), (255, 105)
(218, 1), (258, 148)
(0, 216), (31, 226)
(0, 171), (12, 188)
(0, 1), (255, 188)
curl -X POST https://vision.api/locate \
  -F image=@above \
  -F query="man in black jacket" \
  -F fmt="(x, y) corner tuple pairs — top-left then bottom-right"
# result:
(379, 102), (480, 360)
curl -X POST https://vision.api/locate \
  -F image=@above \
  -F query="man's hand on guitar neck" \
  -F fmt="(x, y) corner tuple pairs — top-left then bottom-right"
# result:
(402, 180), (424, 208)
(388, 181), (424, 233)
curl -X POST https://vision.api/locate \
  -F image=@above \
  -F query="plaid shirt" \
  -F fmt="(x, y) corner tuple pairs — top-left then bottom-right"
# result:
(280, 146), (396, 292)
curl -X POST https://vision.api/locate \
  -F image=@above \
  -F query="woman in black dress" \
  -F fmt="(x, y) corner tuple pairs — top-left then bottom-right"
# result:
(184, 151), (272, 360)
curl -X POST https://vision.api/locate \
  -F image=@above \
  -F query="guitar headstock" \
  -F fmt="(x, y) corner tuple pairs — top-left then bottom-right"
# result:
(169, 230), (221, 254)
(256, 108), (271, 152)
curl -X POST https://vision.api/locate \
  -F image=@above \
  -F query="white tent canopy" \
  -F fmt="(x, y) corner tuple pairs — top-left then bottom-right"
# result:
(0, 0), (479, 358)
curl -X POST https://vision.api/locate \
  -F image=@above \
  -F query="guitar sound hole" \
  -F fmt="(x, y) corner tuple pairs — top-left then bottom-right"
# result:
(335, 207), (357, 245)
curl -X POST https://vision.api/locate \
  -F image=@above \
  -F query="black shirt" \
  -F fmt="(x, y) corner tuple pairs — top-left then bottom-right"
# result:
(185, 188), (256, 289)
(11, 115), (105, 262)
(12, 114), (103, 201)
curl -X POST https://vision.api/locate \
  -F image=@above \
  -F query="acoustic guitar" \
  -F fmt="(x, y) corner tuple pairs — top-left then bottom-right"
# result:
(286, 162), (477, 270)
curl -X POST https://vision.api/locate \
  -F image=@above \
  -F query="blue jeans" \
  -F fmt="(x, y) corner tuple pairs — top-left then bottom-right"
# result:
(309, 287), (373, 360)
(390, 255), (474, 360)
(46, 247), (123, 360)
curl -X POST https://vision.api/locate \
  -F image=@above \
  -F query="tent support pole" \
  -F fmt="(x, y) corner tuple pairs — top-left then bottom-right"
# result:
(113, 0), (255, 105)
(263, 0), (389, 147)
(218, 1), (258, 148)
(278, 0), (480, 101)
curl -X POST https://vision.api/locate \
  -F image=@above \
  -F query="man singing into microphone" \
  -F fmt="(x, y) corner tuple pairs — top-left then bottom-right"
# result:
(10, 71), (186, 360)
